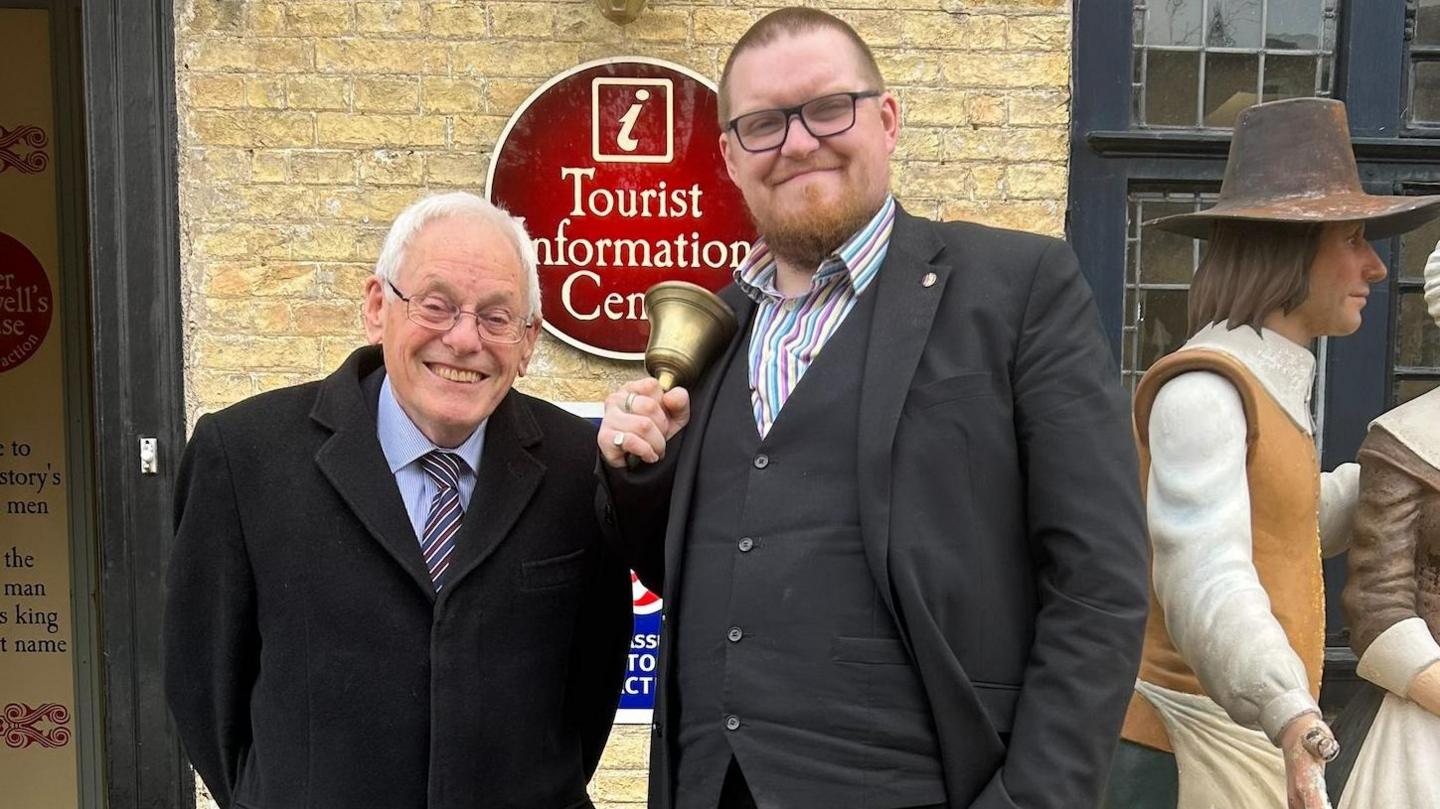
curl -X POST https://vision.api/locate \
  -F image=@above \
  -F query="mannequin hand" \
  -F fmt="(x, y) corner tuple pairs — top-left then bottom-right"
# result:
(1409, 659), (1440, 717)
(1280, 713), (1334, 809)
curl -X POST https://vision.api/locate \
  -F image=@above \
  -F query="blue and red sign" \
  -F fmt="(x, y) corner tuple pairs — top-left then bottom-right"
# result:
(619, 571), (662, 722)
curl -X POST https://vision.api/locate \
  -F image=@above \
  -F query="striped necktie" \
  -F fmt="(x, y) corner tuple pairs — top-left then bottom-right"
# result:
(420, 451), (465, 589)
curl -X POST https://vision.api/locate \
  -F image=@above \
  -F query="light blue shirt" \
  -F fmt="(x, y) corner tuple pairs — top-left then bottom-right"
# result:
(376, 375), (485, 542)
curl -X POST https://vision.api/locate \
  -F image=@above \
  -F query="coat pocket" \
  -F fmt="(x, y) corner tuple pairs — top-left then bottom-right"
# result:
(972, 680), (1020, 732)
(904, 371), (995, 412)
(830, 635), (911, 665)
(520, 546), (589, 590)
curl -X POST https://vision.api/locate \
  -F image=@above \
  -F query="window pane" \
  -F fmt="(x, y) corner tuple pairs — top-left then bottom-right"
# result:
(1396, 290), (1440, 368)
(1139, 202), (1201, 284)
(1412, 61), (1440, 125)
(1207, 0), (1263, 48)
(1417, 0), (1440, 47)
(1400, 214), (1440, 283)
(1205, 52), (1261, 127)
(1396, 378), (1440, 404)
(1133, 0), (1337, 129)
(1138, 289), (1191, 368)
(1125, 190), (1219, 380)
(1144, 0), (1204, 47)
(1263, 55), (1318, 102)
(1266, 0), (1323, 49)
(1146, 49), (1202, 127)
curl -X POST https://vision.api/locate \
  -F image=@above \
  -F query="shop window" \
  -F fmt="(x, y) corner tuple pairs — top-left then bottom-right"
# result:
(1392, 187), (1440, 402)
(1406, 0), (1440, 129)
(1121, 189), (1219, 389)
(1133, 0), (1340, 128)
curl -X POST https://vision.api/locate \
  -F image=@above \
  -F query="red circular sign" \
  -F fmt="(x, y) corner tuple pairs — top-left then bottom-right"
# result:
(0, 232), (53, 374)
(488, 58), (754, 359)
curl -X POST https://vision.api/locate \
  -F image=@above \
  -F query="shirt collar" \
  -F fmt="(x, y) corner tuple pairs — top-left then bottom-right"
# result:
(733, 194), (896, 303)
(1183, 321), (1317, 435)
(376, 374), (486, 475)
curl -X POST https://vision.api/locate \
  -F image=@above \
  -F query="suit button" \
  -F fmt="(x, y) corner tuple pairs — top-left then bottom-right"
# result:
(727, 626), (743, 642)
(737, 537), (754, 552)
(725, 715), (741, 731)
(753, 454), (769, 469)
(603, 504), (615, 525)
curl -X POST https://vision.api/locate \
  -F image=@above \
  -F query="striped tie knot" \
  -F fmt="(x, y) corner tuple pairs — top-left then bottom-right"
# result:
(419, 451), (466, 589)
(421, 451), (463, 492)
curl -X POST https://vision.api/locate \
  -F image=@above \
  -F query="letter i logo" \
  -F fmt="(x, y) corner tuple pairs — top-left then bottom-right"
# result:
(616, 89), (649, 152)
(592, 77), (674, 164)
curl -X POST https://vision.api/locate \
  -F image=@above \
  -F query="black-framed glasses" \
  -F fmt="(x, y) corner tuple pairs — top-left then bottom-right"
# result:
(726, 91), (882, 153)
(387, 281), (532, 345)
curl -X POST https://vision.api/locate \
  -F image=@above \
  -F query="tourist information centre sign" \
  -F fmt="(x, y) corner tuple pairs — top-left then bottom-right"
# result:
(488, 57), (754, 359)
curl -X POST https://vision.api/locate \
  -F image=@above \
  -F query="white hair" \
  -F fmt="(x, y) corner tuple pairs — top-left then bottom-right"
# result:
(374, 191), (542, 320)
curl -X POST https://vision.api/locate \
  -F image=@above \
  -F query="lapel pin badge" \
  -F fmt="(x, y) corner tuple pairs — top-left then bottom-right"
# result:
(921, 272), (937, 288)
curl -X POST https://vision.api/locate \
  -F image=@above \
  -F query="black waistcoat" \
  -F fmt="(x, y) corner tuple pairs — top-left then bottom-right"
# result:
(670, 287), (945, 809)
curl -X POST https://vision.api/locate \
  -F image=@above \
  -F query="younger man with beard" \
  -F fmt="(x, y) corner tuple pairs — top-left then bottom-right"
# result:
(596, 8), (1149, 809)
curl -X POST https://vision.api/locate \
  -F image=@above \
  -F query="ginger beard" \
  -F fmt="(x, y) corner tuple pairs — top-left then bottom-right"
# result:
(749, 178), (879, 271)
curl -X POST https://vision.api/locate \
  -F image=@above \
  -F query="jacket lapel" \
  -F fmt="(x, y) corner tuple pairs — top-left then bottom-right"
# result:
(439, 392), (544, 594)
(857, 209), (949, 620)
(663, 284), (756, 598)
(312, 347), (438, 600)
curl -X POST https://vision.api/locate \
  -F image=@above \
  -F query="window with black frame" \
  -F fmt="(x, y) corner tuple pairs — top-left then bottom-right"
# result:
(1406, 0), (1440, 129)
(1121, 189), (1219, 390)
(1132, 0), (1339, 129)
(1116, 0), (1341, 387)
(1393, 188), (1440, 402)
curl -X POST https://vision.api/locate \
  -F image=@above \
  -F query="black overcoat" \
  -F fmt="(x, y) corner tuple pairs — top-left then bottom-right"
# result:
(164, 346), (631, 809)
(601, 209), (1151, 809)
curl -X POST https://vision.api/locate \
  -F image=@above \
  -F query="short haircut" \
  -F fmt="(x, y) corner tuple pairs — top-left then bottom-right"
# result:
(374, 191), (542, 320)
(717, 8), (885, 125)
(1187, 220), (1323, 336)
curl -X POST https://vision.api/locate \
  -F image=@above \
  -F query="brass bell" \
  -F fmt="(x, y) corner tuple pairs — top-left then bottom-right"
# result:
(596, 0), (648, 25)
(642, 281), (737, 392)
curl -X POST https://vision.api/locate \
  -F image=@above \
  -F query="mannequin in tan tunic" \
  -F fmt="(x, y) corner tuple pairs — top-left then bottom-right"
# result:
(1333, 243), (1440, 808)
(1105, 98), (1440, 809)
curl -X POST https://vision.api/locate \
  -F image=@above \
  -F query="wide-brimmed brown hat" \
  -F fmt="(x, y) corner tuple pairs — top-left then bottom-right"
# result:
(1148, 97), (1440, 239)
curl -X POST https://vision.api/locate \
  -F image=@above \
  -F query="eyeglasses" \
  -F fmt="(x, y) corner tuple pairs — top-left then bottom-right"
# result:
(387, 281), (532, 345)
(726, 91), (882, 153)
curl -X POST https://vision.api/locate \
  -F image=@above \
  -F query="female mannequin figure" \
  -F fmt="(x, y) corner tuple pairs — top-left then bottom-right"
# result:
(1333, 241), (1440, 809)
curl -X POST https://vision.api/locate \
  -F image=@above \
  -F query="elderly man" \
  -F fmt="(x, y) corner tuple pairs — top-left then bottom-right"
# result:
(597, 8), (1149, 809)
(164, 192), (630, 809)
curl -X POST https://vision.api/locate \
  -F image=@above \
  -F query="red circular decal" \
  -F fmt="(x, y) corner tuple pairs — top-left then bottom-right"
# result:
(0, 232), (53, 374)
(488, 58), (755, 359)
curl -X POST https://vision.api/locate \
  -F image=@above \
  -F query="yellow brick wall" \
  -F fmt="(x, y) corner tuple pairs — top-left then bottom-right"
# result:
(175, 2), (1071, 806)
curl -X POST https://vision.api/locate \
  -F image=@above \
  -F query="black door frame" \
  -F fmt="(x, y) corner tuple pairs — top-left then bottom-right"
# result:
(82, 0), (191, 805)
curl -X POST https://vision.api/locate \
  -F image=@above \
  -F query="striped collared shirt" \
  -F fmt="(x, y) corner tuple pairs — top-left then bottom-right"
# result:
(734, 195), (896, 437)
(376, 375), (485, 543)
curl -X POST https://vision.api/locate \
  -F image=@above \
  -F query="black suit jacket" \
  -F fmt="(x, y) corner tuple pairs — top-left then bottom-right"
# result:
(164, 346), (631, 809)
(602, 209), (1150, 809)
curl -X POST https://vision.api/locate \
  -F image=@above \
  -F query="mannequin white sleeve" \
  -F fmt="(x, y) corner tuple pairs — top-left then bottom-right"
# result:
(1147, 371), (1320, 745)
(1319, 463), (1359, 558)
